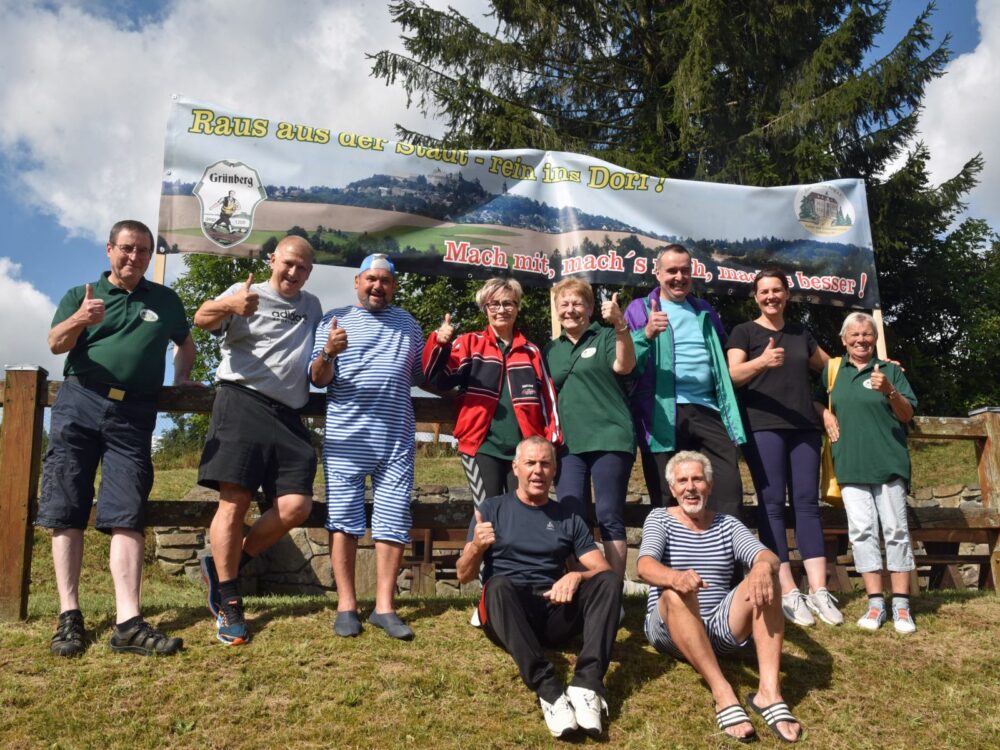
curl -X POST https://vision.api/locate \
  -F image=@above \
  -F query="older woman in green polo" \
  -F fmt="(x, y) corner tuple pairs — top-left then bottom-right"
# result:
(544, 278), (636, 578)
(815, 312), (918, 634)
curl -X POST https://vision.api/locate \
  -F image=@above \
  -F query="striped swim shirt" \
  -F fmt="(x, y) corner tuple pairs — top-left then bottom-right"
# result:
(638, 508), (766, 617)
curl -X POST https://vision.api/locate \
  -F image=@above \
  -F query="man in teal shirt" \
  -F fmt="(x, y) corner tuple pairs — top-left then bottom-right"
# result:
(623, 245), (746, 514)
(37, 219), (196, 657)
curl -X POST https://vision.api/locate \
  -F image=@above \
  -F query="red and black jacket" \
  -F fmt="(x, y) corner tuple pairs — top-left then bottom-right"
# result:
(422, 326), (562, 455)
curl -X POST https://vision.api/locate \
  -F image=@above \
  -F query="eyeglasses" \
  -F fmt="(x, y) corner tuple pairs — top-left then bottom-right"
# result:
(113, 243), (153, 257)
(485, 300), (517, 312)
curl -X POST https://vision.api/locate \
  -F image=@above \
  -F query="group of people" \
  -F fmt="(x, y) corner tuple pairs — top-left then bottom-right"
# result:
(37, 223), (919, 742)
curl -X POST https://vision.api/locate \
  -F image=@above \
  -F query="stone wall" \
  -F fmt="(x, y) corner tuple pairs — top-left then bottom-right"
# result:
(154, 483), (988, 596)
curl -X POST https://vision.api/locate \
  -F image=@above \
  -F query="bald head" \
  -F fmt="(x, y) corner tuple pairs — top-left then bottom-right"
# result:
(269, 235), (315, 298)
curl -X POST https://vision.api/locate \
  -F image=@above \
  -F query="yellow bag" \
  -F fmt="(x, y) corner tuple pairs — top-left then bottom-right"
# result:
(819, 358), (842, 506)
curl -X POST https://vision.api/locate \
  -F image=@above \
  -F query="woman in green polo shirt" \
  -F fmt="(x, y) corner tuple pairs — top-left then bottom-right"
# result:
(817, 312), (918, 634)
(544, 278), (636, 578)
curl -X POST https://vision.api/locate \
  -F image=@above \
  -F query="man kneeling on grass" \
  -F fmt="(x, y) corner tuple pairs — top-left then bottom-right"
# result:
(456, 436), (622, 739)
(637, 451), (802, 743)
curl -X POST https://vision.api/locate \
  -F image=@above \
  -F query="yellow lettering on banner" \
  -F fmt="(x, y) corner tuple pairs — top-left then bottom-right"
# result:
(488, 155), (536, 181)
(394, 142), (469, 166)
(587, 166), (649, 191)
(338, 133), (387, 151)
(541, 164), (582, 184)
(275, 122), (331, 144)
(188, 108), (269, 138)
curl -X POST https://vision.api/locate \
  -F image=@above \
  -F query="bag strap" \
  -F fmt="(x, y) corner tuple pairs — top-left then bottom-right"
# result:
(826, 357), (842, 407)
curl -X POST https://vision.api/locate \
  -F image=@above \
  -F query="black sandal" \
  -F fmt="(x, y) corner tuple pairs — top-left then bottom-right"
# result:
(747, 692), (801, 743)
(716, 704), (758, 744)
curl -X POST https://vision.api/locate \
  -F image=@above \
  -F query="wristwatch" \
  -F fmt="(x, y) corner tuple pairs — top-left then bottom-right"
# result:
(320, 351), (335, 363)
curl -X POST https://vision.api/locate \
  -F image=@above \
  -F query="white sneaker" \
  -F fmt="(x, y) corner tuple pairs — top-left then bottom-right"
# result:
(540, 692), (578, 738)
(469, 607), (481, 628)
(892, 604), (917, 634)
(781, 589), (815, 626)
(567, 685), (607, 737)
(805, 588), (844, 626)
(856, 604), (887, 631)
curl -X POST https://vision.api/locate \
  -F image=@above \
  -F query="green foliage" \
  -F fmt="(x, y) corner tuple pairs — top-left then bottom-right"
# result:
(372, 0), (995, 415)
(395, 273), (555, 346)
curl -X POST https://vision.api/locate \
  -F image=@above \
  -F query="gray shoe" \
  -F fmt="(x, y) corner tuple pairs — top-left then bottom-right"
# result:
(334, 610), (362, 637)
(368, 611), (414, 641)
(781, 589), (815, 626)
(805, 588), (844, 626)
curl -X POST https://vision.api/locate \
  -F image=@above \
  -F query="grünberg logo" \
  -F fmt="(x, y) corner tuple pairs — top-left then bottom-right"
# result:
(194, 160), (268, 250)
(138, 309), (159, 322)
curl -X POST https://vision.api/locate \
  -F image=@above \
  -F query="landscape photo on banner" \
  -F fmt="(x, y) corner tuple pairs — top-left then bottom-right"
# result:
(159, 96), (879, 308)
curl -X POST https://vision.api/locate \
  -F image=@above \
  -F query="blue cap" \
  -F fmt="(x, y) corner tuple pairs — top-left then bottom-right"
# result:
(359, 253), (396, 275)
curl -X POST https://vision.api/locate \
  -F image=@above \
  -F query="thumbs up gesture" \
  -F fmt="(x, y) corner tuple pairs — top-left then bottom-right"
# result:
(472, 509), (495, 550)
(324, 315), (348, 358)
(601, 291), (625, 328)
(436, 312), (455, 345)
(759, 335), (785, 369)
(644, 295), (669, 340)
(74, 283), (106, 326)
(870, 362), (890, 394)
(229, 272), (259, 317)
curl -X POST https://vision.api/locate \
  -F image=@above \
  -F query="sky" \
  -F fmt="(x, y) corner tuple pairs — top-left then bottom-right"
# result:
(0, 0), (993, 385)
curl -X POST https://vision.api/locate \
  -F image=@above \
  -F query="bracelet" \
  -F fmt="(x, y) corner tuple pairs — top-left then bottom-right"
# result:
(887, 389), (898, 400)
(615, 325), (629, 333)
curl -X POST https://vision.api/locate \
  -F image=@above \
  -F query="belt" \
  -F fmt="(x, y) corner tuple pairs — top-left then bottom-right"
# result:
(66, 375), (160, 403)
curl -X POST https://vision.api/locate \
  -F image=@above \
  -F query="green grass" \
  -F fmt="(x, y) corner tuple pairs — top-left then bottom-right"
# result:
(2, 441), (991, 747)
(149, 439), (981, 502)
(3, 530), (999, 748)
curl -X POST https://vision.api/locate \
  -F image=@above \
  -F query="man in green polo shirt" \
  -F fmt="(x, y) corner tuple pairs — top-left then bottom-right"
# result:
(37, 219), (197, 658)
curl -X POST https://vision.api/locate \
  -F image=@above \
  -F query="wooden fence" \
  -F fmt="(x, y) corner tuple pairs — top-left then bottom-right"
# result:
(2, 366), (999, 620)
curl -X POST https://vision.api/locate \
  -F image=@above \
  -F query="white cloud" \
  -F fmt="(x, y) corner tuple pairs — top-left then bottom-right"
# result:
(915, 0), (1000, 230)
(0, 0), (491, 243)
(0, 258), (63, 376)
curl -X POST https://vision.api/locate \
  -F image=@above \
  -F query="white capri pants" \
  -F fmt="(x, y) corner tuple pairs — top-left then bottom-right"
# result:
(841, 478), (915, 573)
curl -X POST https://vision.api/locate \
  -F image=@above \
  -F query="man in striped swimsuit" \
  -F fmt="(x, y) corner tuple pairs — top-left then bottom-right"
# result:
(310, 253), (424, 640)
(636, 451), (802, 743)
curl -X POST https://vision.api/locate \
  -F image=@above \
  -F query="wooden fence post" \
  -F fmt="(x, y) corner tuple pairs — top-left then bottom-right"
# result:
(975, 412), (1000, 511)
(0, 367), (48, 621)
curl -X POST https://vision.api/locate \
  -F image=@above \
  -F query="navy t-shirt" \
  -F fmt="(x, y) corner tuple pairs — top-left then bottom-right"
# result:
(467, 492), (598, 588)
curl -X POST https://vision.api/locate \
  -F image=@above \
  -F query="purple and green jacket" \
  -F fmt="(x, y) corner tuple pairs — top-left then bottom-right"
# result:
(623, 289), (746, 452)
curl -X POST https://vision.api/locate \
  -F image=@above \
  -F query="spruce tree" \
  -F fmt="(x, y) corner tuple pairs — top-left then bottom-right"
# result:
(372, 0), (993, 414)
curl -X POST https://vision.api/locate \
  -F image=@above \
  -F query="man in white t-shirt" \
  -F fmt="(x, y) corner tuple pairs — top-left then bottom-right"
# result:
(194, 235), (328, 645)
(637, 451), (801, 743)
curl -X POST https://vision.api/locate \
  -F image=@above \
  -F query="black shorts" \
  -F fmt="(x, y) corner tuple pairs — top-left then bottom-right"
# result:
(198, 382), (316, 498)
(36, 379), (156, 532)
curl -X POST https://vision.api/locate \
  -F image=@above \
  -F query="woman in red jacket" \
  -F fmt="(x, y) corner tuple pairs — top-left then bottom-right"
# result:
(423, 277), (561, 507)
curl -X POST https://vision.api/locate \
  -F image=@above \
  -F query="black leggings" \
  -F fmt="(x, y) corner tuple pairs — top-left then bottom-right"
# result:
(640, 403), (744, 517)
(461, 452), (516, 507)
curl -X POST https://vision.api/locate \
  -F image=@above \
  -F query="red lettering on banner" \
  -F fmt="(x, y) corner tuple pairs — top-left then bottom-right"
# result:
(795, 271), (858, 295)
(443, 240), (508, 269)
(562, 251), (625, 276)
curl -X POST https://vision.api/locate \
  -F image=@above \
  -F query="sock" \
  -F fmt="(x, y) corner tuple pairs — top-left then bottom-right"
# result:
(219, 579), (241, 602)
(867, 594), (885, 610)
(115, 614), (142, 631)
(239, 551), (254, 571)
(891, 594), (910, 610)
